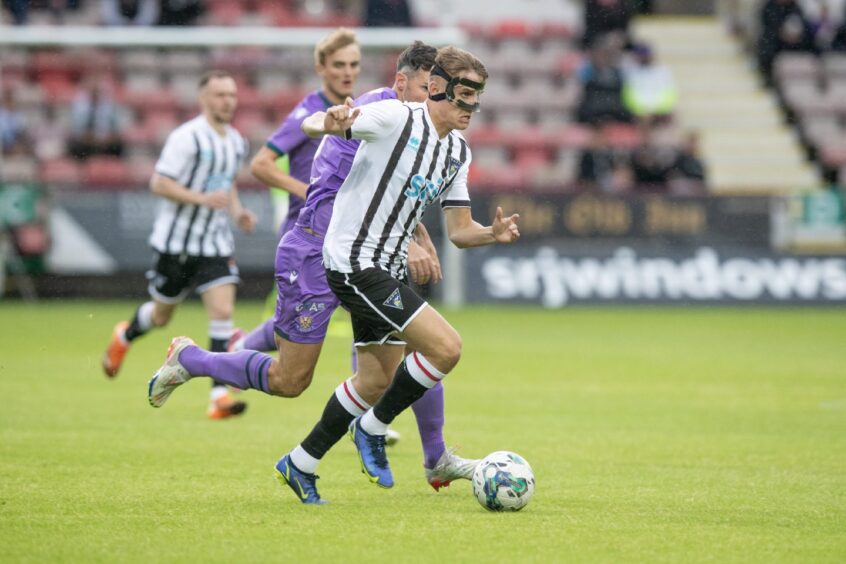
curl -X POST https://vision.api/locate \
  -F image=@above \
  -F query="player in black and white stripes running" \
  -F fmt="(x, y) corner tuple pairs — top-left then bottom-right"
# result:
(102, 70), (258, 420)
(274, 46), (521, 503)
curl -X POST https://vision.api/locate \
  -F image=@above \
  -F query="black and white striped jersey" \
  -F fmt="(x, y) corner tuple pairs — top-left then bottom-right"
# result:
(149, 115), (248, 257)
(323, 100), (471, 276)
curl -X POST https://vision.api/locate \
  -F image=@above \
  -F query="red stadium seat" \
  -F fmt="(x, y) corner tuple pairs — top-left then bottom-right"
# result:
(604, 124), (643, 149)
(40, 158), (82, 186)
(546, 124), (593, 150)
(818, 138), (846, 168)
(82, 157), (131, 188)
(38, 75), (77, 104)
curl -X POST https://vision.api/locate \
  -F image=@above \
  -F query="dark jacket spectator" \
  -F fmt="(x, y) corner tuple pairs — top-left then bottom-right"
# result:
(101, 0), (159, 26)
(364, 0), (414, 27)
(577, 41), (632, 125)
(631, 143), (675, 190)
(158, 0), (204, 26)
(583, 0), (633, 48)
(68, 78), (125, 159)
(758, 0), (815, 82)
(577, 125), (633, 193)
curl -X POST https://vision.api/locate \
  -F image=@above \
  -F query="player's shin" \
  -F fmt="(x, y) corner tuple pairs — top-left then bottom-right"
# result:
(362, 352), (445, 435)
(296, 378), (371, 470)
(411, 381), (447, 469)
(124, 301), (155, 341)
(177, 346), (273, 394)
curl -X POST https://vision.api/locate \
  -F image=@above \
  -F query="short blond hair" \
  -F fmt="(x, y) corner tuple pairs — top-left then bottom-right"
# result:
(314, 28), (358, 67)
(435, 46), (488, 82)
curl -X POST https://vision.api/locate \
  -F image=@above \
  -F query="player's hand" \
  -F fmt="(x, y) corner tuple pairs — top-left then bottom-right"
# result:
(492, 206), (520, 243)
(324, 97), (360, 135)
(407, 240), (442, 285)
(203, 191), (231, 209)
(237, 209), (257, 234)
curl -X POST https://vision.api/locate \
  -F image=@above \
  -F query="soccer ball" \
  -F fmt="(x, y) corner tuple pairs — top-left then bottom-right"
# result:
(471, 451), (535, 512)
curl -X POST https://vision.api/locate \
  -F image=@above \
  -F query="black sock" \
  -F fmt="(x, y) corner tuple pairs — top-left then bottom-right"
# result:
(372, 361), (428, 426)
(210, 338), (228, 389)
(301, 394), (356, 460)
(123, 308), (147, 342)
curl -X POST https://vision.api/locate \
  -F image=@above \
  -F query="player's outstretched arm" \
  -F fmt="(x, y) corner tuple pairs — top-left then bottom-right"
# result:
(250, 146), (308, 200)
(150, 172), (230, 209)
(301, 97), (360, 138)
(444, 206), (520, 249)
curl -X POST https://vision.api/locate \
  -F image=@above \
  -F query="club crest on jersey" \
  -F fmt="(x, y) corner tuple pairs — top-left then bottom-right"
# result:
(383, 288), (404, 310)
(446, 157), (463, 183)
(407, 136), (421, 150)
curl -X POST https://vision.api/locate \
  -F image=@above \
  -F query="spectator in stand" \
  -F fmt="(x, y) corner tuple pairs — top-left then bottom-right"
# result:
(631, 141), (675, 192)
(68, 76), (125, 160)
(669, 131), (708, 194)
(158, 0), (204, 26)
(101, 0), (159, 26)
(364, 0), (414, 27)
(622, 42), (678, 126)
(0, 87), (29, 156)
(583, 0), (633, 48)
(3, 0), (29, 24)
(833, 4), (846, 49)
(758, 0), (815, 82)
(576, 35), (632, 125)
(806, 1), (841, 51)
(577, 123), (633, 193)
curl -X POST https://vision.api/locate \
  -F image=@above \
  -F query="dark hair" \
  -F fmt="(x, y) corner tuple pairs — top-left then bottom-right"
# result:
(396, 40), (437, 73)
(198, 70), (233, 89)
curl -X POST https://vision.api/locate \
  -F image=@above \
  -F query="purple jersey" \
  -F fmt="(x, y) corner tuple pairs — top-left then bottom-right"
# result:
(266, 90), (332, 236)
(298, 87), (397, 236)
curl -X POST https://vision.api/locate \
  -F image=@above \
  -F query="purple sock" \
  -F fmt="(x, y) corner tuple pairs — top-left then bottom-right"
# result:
(350, 341), (358, 373)
(411, 381), (446, 469)
(178, 346), (272, 394)
(243, 318), (276, 352)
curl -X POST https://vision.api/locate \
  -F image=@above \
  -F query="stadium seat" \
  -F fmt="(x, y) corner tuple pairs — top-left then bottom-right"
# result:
(545, 124), (592, 150)
(207, 2), (244, 26)
(38, 75), (77, 104)
(822, 53), (846, 79)
(774, 52), (820, 83)
(40, 158), (82, 186)
(604, 124), (643, 149)
(119, 50), (161, 74)
(1, 157), (37, 183)
(127, 157), (156, 186)
(801, 115), (844, 146)
(81, 157), (131, 188)
(818, 137), (846, 168)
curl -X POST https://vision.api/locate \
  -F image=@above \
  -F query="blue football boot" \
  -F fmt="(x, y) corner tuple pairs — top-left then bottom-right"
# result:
(349, 416), (394, 488)
(274, 454), (327, 505)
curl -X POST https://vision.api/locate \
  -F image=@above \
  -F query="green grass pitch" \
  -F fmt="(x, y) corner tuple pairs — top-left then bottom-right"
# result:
(1, 302), (844, 562)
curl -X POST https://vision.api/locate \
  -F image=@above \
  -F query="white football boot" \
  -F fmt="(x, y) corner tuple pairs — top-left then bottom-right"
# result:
(148, 336), (195, 408)
(425, 448), (480, 491)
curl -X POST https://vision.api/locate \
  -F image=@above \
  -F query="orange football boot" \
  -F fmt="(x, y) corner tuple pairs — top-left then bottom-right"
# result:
(103, 321), (130, 378)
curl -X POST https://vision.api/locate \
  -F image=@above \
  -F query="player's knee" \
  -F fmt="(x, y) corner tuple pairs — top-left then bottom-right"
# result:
(440, 334), (462, 372)
(268, 362), (314, 398)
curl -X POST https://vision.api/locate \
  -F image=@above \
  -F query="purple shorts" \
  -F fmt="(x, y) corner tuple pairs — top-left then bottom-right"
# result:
(273, 217), (338, 345)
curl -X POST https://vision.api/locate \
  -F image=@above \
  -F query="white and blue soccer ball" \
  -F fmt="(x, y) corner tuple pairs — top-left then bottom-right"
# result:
(471, 451), (535, 512)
